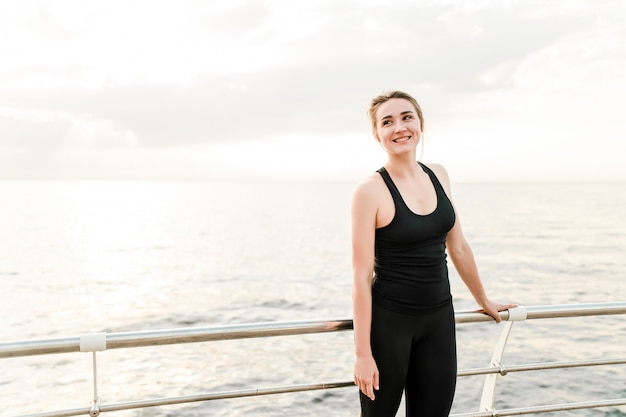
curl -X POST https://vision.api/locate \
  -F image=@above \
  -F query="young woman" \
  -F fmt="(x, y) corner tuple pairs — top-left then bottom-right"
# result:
(351, 90), (516, 416)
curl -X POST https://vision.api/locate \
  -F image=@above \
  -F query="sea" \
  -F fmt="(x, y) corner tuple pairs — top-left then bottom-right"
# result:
(1, 179), (625, 416)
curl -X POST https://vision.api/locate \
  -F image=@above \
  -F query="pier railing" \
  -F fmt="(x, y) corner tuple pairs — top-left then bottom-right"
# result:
(2, 302), (625, 417)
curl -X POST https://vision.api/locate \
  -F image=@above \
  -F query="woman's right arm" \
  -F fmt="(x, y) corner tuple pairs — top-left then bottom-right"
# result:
(351, 179), (379, 401)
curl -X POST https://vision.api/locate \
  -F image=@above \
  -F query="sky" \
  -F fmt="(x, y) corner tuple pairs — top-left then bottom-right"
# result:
(1, 0), (625, 183)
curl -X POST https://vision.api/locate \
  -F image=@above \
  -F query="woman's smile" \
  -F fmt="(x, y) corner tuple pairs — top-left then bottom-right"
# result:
(393, 135), (411, 143)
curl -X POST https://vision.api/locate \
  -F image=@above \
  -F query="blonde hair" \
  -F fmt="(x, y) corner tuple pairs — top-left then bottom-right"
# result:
(367, 90), (425, 131)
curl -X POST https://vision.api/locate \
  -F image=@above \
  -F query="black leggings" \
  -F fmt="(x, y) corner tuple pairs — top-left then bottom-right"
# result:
(360, 302), (457, 417)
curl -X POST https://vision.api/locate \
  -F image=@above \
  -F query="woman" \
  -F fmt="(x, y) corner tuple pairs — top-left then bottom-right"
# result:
(351, 90), (516, 416)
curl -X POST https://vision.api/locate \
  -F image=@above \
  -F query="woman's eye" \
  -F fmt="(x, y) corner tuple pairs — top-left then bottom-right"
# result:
(382, 120), (392, 126)
(403, 115), (413, 120)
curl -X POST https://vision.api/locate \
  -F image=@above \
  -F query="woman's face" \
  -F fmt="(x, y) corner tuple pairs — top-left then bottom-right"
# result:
(374, 98), (422, 154)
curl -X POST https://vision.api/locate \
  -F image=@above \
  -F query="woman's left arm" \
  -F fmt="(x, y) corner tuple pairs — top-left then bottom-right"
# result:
(429, 164), (517, 322)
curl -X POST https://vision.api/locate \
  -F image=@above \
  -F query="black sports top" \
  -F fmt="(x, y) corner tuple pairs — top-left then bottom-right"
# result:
(372, 163), (456, 314)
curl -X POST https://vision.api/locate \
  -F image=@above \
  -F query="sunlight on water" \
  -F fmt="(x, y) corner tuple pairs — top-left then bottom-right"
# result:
(1, 180), (625, 416)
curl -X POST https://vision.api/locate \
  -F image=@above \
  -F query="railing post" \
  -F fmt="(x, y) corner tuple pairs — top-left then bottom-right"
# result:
(79, 333), (107, 417)
(479, 306), (527, 412)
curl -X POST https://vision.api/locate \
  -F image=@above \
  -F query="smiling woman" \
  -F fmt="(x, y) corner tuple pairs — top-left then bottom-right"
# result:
(351, 90), (517, 417)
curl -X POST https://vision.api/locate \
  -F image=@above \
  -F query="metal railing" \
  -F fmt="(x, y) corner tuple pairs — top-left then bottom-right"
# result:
(2, 302), (625, 417)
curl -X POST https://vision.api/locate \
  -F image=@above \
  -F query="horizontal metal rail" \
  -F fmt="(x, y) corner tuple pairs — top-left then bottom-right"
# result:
(15, 382), (356, 417)
(3, 302), (626, 359)
(458, 357), (626, 377)
(451, 398), (626, 417)
(0, 319), (353, 358)
(3, 302), (626, 417)
(13, 389), (626, 417)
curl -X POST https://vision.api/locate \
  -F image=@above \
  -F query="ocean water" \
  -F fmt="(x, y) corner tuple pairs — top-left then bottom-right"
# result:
(1, 180), (625, 416)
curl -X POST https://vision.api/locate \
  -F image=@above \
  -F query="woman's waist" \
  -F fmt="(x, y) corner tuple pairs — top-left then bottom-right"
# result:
(371, 282), (452, 314)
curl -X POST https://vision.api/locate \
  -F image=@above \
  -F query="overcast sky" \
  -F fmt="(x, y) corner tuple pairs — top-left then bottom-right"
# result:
(1, 0), (625, 182)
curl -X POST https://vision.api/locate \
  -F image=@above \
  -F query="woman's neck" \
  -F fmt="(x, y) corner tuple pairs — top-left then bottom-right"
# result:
(385, 153), (421, 179)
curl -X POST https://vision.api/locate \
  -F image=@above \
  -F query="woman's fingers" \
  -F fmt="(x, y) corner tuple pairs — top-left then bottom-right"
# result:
(480, 302), (521, 323)
(354, 357), (379, 400)
(363, 378), (375, 400)
(355, 374), (378, 400)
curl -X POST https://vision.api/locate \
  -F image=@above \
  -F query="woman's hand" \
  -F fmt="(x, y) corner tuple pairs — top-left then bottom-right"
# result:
(354, 354), (379, 400)
(479, 299), (519, 323)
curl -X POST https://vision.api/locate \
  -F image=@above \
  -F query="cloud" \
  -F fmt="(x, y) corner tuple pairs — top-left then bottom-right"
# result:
(22, 1), (82, 41)
(0, 1), (589, 144)
(1, 0), (625, 181)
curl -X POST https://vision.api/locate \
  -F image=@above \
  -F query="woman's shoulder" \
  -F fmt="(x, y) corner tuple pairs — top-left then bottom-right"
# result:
(421, 162), (449, 181)
(420, 161), (445, 173)
(352, 171), (387, 202)
(424, 162), (451, 198)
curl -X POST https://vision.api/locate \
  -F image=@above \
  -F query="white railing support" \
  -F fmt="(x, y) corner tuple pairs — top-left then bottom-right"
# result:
(79, 333), (107, 417)
(479, 320), (514, 411)
(479, 306), (527, 411)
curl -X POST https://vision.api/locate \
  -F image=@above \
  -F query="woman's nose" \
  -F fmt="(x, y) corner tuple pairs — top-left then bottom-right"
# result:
(394, 121), (407, 132)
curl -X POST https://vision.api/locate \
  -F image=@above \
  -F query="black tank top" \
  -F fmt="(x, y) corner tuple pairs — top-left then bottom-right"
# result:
(372, 163), (456, 314)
